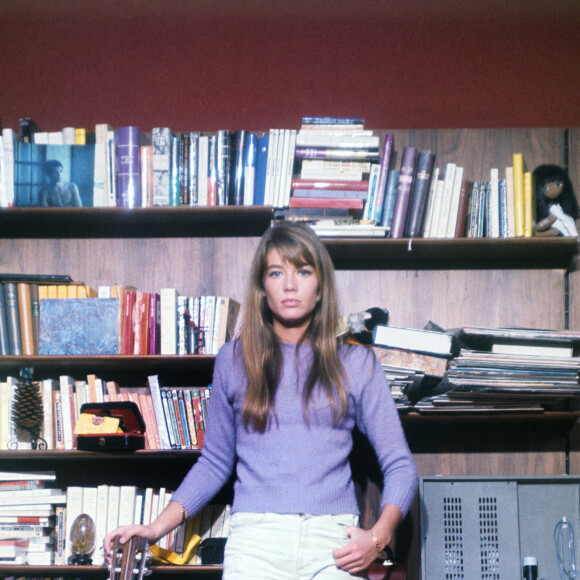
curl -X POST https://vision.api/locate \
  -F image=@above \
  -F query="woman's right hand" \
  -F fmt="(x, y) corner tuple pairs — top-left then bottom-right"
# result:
(103, 524), (158, 564)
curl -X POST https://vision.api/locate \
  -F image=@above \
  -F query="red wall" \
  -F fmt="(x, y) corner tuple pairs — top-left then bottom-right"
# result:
(1, 1), (579, 133)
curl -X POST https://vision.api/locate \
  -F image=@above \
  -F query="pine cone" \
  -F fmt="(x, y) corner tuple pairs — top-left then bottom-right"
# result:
(12, 379), (44, 430)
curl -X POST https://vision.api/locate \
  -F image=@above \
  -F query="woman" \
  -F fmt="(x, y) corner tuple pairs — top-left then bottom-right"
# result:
(104, 221), (418, 578)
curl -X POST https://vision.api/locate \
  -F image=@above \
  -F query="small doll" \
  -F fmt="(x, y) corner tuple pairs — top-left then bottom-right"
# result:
(533, 164), (579, 237)
(346, 307), (389, 345)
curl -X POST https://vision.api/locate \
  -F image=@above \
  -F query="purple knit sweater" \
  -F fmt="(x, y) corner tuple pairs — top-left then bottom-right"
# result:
(172, 340), (418, 518)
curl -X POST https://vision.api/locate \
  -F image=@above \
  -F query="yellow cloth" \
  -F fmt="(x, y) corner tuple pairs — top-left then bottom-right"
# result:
(149, 534), (201, 565)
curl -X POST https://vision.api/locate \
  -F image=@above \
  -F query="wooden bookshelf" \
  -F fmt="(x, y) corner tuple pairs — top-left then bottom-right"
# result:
(1, 127), (579, 580)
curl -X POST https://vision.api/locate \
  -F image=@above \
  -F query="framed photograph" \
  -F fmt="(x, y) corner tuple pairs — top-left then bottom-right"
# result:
(14, 142), (96, 207)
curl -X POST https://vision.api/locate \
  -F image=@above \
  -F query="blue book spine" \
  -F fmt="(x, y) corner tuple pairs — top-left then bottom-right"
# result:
(116, 126), (141, 208)
(253, 135), (269, 206)
(381, 170), (400, 229)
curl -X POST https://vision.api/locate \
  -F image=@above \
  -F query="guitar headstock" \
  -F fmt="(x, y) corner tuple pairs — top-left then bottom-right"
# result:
(108, 535), (151, 580)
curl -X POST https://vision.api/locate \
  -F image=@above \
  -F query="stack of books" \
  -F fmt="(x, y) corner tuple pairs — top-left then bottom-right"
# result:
(415, 325), (580, 413)
(0, 471), (62, 566)
(285, 117), (380, 223)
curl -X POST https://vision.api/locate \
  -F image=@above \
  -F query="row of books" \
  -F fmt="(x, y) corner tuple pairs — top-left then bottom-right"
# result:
(0, 471), (231, 567)
(0, 373), (211, 452)
(0, 277), (240, 357)
(1, 117), (539, 241)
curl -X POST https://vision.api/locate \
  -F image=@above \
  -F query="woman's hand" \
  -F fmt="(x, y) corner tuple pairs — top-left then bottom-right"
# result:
(103, 524), (158, 564)
(332, 526), (379, 574)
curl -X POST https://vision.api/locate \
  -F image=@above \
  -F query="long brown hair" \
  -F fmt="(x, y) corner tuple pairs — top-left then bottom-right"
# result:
(239, 222), (348, 432)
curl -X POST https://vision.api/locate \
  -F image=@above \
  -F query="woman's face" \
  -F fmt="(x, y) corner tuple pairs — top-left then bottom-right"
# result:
(262, 249), (319, 342)
(542, 179), (564, 200)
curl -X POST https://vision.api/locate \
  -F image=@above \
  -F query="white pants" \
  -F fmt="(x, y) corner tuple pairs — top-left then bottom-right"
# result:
(223, 512), (360, 579)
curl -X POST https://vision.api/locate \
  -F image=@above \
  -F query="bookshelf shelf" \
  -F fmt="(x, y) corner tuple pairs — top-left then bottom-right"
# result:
(0, 355), (216, 385)
(0, 564), (223, 578)
(0, 206), (274, 238)
(323, 236), (579, 270)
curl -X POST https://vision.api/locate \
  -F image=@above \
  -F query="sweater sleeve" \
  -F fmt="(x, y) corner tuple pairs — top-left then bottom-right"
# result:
(171, 342), (238, 518)
(351, 346), (418, 516)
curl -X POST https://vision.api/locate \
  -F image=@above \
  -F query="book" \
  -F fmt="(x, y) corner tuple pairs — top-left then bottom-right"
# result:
(289, 196), (364, 210)
(152, 127), (173, 207)
(491, 343), (573, 357)
(133, 291), (151, 355)
(16, 283), (35, 355)
(122, 289), (137, 355)
(403, 149), (436, 238)
(372, 345), (448, 377)
(116, 126), (141, 208)
(0, 282), (10, 355)
(38, 298), (119, 355)
(160, 288), (179, 355)
(453, 179), (471, 238)
(444, 165), (464, 238)
(147, 375), (172, 450)
(369, 132), (393, 224)
(389, 147), (417, 238)
(140, 144), (154, 206)
(149, 291), (161, 355)
(512, 152), (525, 237)
(2, 282), (21, 354)
(211, 297), (241, 354)
(372, 324), (453, 357)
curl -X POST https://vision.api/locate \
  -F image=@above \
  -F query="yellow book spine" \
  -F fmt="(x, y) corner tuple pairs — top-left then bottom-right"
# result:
(57, 285), (68, 298)
(75, 128), (86, 145)
(38, 285), (49, 300)
(512, 153), (524, 237)
(523, 171), (533, 237)
(67, 284), (78, 298)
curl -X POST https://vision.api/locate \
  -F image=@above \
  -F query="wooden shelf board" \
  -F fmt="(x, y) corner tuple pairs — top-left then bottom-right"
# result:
(0, 206), (274, 238)
(323, 236), (579, 270)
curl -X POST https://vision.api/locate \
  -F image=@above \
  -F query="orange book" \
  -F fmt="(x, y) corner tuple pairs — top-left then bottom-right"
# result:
(17, 283), (35, 355)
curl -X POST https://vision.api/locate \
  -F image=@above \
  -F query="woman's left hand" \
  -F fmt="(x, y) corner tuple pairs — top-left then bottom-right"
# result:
(332, 526), (378, 575)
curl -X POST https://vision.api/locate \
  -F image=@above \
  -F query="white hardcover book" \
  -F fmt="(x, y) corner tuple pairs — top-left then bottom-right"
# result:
(505, 166), (516, 237)
(2, 129), (17, 207)
(58, 375), (75, 450)
(197, 135), (209, 206)
(295, 132), (380, 149)
(264, 128), (280, 207)
(0, 381), (8, 450)
(147, 375), (172, 450)
(0, 471), (56, 482)
(94, 124), (112, 207)
(372, 324), (453, 356)
(64, 486), (84, 561)
(489, 167), (500, 237)
(41, 378), (56, 449)
(160, 288), (178, 355)
(94, 484), (109, 565)
(117, 486), (137, 526)
(133, 488), (145, 525)
(273, 129), (289, 209)
(106, 129), (117, 207)
(434, 163), (456, 238)
(445, 165), (464, 238)
(106, 485), (121, 534)
(0, 136), (6, 208)
(62, 126), (76, 145)
(421, 167), (441, 237)
(142, 487), (154, 526)
(204, 295), (217, 355)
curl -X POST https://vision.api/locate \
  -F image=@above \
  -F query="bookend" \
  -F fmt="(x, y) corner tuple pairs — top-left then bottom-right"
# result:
(77, 402), (146, 451)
